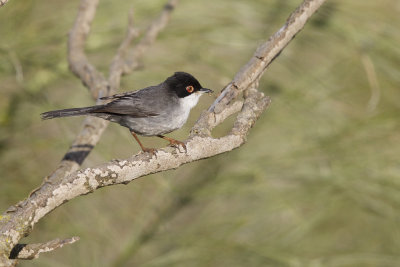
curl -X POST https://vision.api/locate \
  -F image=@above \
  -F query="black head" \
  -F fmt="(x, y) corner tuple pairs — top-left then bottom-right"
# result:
(164, 72), (212, 98)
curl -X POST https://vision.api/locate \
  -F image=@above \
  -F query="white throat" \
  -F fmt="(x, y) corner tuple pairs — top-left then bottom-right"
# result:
(180, 92), (202, 110)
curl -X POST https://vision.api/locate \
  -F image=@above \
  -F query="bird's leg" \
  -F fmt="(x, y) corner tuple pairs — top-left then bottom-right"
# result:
(130, 131), (156, 155)
(157, 135), (187, 153)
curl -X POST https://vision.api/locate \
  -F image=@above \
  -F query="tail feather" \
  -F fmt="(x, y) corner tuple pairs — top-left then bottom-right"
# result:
(41, 106), (100, 120)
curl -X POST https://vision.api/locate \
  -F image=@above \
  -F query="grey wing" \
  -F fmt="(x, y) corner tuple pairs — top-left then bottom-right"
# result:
(100, 91), (137, 101)
(95, 88), (160, 117)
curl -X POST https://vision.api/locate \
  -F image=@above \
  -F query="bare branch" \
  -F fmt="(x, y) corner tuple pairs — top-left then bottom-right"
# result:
(68, 0), (108, 99)
(2, 89), (270, 238)
(0, 0), (326, 264)
(191, 0), (326, 137)
(109, 8), (141, 89)
(209, 100), (244, 131)
(9, 237), (79, 260)
(44, 0), (113, 189)
(0, 0), (178, 264)
(121, 0), (179, 75)
(56, 0), (179, 180)
(48, 0), (178, 183)
(109, 0), (178, 87)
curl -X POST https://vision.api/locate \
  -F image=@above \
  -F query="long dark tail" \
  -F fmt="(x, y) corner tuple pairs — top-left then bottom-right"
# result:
(41, 106), (101, 120)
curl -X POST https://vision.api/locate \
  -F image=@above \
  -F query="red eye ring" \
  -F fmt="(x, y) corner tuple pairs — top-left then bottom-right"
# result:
(186, 85), (194, 93)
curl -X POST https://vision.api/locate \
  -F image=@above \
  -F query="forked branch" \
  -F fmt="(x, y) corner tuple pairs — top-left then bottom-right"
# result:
(0, 0), (178, 265)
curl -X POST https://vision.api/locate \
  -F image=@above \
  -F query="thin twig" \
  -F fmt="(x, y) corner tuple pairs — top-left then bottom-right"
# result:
(109, 8), (141, 89)
(121, 0), (179, 75)
(9, 237), (79, 260)
(361, 54), (381, 113)
(8, 51), (24, 84)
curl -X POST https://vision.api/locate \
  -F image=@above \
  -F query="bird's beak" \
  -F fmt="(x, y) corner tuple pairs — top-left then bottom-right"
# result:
(199, 88), (213, 94)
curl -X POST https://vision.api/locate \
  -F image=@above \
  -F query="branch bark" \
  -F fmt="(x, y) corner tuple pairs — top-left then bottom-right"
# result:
(9, 237), (79, 260)
(0, 0), (326, 265)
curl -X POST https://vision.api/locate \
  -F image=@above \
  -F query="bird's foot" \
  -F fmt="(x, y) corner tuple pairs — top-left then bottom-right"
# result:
(168, 139), (187, 153)
(157, 135), (187, 153)
(131, 131), (157, 157)
(142, 147), (157, 156)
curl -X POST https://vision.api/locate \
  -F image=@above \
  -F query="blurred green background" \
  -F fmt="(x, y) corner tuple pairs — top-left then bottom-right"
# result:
(1, 0), (400, 266)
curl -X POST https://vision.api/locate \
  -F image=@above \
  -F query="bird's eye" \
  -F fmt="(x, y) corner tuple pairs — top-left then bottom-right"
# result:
(186, 85), (194, 93)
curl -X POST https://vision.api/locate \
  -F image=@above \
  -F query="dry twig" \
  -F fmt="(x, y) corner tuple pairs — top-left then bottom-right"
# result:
(9, 237), (79, 260)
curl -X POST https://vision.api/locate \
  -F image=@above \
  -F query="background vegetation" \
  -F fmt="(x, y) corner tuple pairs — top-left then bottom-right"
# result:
(1, 0), (399, 266)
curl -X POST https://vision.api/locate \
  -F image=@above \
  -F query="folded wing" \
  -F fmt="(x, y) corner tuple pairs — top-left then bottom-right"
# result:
(96, 89), (159, 117)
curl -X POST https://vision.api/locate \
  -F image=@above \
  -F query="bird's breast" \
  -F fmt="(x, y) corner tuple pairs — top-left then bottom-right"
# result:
(121, 102), (192, 136)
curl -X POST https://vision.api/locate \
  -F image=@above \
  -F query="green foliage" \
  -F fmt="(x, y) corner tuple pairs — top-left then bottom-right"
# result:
(1, 0), (399, 266)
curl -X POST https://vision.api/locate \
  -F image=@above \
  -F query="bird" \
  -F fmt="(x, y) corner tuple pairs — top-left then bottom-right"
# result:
(41, 72), (213, 154)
